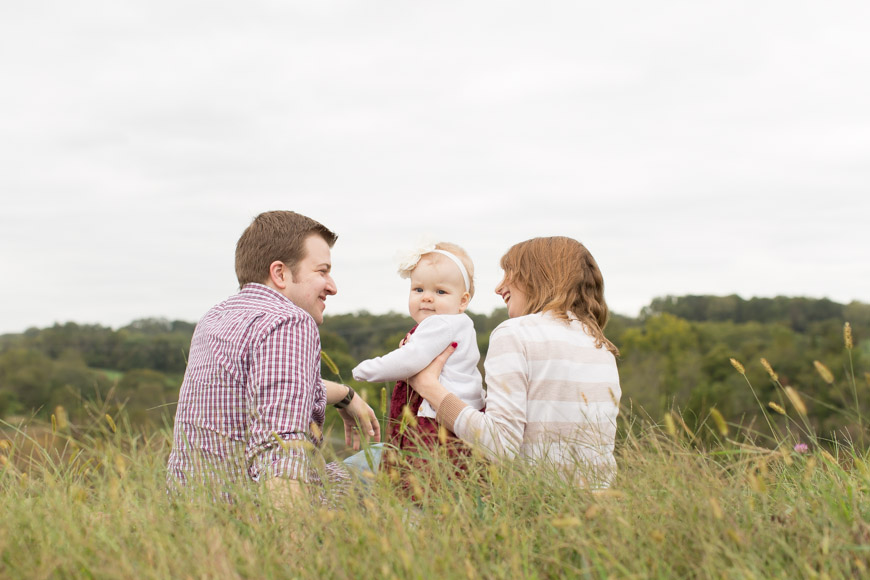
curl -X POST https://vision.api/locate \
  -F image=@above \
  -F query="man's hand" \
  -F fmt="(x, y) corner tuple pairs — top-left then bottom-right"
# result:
(338, 391), (381, 450)
(324, 379), (381, 450)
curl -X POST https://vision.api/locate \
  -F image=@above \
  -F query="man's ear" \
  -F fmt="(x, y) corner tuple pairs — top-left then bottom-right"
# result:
(457, 292), (471, 313)
(267, 261), (289, 290)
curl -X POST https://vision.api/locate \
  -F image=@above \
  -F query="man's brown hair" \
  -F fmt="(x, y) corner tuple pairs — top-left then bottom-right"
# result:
(235, 211), (338, 287)
(500, 236), (618, 355)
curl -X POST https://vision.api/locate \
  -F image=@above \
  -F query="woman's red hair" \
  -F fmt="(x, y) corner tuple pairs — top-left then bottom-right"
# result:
(500, 236), (618, 355)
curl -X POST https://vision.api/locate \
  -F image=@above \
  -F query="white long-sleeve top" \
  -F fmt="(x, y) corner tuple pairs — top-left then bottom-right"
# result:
(352, 313), (484, 418)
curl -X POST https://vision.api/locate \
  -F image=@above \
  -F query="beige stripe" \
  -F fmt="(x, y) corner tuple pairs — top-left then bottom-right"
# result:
(524, 421), (617, 445)
(485, 370), (527, 394)
(523, 340), (615, 363)
(528, 380), (620, 403)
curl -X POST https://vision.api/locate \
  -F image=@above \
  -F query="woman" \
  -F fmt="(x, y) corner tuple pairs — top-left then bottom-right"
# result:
(410, 236), (622, 488)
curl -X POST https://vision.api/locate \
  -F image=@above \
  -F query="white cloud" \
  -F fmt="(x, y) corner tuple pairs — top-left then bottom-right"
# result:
(1, 1), (868, 332)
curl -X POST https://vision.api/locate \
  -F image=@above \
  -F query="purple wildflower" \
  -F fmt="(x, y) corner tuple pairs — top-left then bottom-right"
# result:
(794, 443), (809, 454)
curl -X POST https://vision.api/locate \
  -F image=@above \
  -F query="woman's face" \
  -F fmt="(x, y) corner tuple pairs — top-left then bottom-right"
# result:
(495, 273), (529, 318)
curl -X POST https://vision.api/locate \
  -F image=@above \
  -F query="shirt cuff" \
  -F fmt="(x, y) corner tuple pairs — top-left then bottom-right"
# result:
(436, 393), (469, 433)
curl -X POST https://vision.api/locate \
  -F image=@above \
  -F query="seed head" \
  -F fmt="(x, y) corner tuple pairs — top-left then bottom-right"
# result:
(320, 351), (340, 376)
(114, 454), (127, 478)
(272, 432), (290, 450)
(608, 388), (619, 407)
(779, 446), (793, 466)
(813, 361), (835, 384)
(760, 358), (778, 382)
(54, 406), (69, 431)
(380, 386), (387, 416)
(726, 528), (744, 546)
(784, 386), (808, 416)
(401, 405), (418, 429)
(747, 471), (765, 493)
(803, 457), (817, 483)
(663, 413), (677, 437)
(768, 402), (786, 415)
(708, 496), (724, 520)
(730, 358), (746, 375)
(406, 473), (424, 499)
(844, 322), (853, 350)
(709, 408), (728, 436)
(821, 449), (837, 465)
(105, 414), (117, 433)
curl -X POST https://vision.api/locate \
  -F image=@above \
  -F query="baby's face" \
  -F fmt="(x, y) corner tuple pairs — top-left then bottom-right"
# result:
(408, 254), (470, 324)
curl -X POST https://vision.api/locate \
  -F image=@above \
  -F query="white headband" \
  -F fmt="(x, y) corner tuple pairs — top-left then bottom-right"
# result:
(396, 243), (471, 292)
(429, 249), (471, 292)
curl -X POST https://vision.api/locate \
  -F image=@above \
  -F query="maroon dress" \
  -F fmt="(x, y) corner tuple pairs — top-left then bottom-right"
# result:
(381, 326), (477, 496)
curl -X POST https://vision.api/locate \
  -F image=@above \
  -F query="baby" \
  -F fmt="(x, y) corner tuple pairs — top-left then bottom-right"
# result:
(352, 241), (484, 420)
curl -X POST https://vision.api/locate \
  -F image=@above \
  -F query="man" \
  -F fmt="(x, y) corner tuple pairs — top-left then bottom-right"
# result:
(167, 211), (379, 502)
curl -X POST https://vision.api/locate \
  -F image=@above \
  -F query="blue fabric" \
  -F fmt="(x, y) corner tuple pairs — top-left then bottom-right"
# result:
(343, 443), (384, 479)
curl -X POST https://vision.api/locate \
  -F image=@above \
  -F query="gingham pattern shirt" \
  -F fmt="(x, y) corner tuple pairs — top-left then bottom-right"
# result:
(167, 283), (327, 490)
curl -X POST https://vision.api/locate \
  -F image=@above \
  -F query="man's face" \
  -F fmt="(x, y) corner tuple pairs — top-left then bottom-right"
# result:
(282, 235), (337, 325)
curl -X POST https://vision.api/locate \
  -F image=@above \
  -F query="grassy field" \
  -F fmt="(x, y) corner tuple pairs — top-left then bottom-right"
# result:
(2, 349), (868, 579)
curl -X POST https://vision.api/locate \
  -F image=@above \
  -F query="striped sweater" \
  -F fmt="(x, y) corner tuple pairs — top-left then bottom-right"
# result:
(438, 311), (621, 488)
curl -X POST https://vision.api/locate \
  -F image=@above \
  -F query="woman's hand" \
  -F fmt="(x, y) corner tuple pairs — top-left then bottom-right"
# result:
(408, 342), (456, 413)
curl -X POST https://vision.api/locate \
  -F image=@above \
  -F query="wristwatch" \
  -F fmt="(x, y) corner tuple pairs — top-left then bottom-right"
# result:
(333, 385), (356, 410)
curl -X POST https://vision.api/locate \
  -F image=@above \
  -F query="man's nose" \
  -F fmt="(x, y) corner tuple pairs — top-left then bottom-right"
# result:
(325, 276), (337, 295)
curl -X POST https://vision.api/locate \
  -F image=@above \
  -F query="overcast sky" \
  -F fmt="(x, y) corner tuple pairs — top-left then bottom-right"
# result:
(2, 1), (868, 334)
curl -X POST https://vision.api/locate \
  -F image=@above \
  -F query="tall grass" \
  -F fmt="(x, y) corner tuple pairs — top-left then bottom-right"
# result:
(2, 328), (869, 579)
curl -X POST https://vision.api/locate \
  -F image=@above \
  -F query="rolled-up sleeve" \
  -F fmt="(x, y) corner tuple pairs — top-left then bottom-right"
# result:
(245, 315), (322, 482)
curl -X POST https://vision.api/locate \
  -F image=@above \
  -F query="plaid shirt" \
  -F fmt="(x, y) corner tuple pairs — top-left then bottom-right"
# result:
(167, 283), (327, 490)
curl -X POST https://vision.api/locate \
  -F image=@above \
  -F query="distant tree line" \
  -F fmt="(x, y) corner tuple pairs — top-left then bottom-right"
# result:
(643, 294), (870, 332)
(1, 297), (867, 441)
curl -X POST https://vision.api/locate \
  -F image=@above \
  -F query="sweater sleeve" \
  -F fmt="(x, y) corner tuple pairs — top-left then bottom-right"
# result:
(450, 324), (527, 460)
(352, 316), (455, 382)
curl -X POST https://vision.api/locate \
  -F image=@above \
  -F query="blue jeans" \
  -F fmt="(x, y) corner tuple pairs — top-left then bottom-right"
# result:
(342, 443), (384, 481)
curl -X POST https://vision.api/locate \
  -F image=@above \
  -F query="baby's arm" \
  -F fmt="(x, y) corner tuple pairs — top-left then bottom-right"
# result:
(352, 317), (454, 382)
